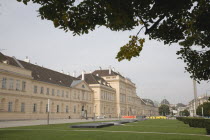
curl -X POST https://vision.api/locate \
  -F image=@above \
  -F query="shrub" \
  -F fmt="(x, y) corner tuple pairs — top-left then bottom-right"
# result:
(206, 120), (210, 135)
(188, 118), (206, 128)
(177, 117), (210, 135)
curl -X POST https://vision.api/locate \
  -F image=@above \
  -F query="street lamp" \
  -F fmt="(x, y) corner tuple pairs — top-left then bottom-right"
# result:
(193, 80), (198, 117)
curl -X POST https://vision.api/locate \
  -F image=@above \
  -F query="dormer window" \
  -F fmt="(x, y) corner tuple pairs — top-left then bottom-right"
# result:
(3, 60), (8, 64)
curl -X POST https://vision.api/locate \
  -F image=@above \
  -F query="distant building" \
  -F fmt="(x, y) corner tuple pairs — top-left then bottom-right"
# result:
(142, 99), (159, 116)
(187, 95), (210, 116)
(92, 69), (159, 116)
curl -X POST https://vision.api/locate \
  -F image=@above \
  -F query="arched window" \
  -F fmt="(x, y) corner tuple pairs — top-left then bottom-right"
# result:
(57, 105), (59, 113)
(8, 102), (13, 112)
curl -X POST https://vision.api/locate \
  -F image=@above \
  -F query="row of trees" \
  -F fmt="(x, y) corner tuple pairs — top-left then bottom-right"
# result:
(159, 98), (210, 116)
(196, 102), (210, 116)
(158, 104), (190, 116)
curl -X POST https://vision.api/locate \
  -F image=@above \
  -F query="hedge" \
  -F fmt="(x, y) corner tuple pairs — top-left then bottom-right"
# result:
(176, 117), (210, 135)
(206, 119), (210, 135)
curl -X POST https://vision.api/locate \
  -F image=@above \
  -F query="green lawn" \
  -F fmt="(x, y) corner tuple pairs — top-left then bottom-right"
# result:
(0, 119), (209, 140)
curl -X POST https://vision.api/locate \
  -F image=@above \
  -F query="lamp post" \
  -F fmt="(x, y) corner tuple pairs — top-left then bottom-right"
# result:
(94, 105), (96, 121)
(193, 80), (198, 117)
(47, 99), (50, 125)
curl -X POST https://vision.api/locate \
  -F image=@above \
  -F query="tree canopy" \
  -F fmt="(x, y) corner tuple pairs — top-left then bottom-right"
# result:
(17, 0), (210, 81)
(196, 102), (210, 116)
(179, 109), (190, 116)
(159, 104), (170, 116)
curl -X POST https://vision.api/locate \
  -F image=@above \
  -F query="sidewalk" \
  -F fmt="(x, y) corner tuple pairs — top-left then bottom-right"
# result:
(0, 118), (118, 128)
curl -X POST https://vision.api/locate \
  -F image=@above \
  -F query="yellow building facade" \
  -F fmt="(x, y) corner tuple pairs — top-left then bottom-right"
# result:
(92, 69), (158, 117)
(0, 53), (158, 120)
(0, 53), (94, 120)
(78, 73), (117, 118)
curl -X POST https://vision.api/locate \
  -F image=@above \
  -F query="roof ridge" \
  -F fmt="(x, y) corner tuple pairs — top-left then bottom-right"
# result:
(18, 59), (78, 80)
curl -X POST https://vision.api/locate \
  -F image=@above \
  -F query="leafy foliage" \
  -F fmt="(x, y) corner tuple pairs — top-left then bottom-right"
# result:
(179, 109), (190, 116)
(16, 0), (210, 81)
(158, 104), (170, 116)
(196, 102), (210, 116)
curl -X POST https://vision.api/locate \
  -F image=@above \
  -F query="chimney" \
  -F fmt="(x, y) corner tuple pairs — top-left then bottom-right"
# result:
(60, 70), (64, 73)
(73, 71), (76, 77)
(82, 71), (85, 80)
(109, 66), (112, 75)
(67, 72), (70, 75)
(112, 67), (115, 72)
(24, 56), (30, 63)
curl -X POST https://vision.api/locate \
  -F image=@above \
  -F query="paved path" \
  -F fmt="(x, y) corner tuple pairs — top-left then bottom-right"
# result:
(0, 118), (117, 128)
(0, 129), (209, 137)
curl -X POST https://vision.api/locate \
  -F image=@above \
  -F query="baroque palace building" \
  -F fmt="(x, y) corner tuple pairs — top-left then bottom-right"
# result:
(78, 73), (117, 118)
(92, 69), (158, 117)
(0, 52), (158, 120)
(0, 53), (94, 120)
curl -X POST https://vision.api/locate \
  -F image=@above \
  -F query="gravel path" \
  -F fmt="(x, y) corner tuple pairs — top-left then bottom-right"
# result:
(0, 118), (117, 128)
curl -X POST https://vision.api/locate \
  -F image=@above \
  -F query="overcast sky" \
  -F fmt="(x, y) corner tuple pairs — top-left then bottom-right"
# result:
(0, 1), (209, 105)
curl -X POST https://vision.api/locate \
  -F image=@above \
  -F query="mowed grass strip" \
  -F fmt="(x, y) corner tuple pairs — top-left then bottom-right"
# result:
(0, 119), (209, 140)
(102, 119), (206, 134)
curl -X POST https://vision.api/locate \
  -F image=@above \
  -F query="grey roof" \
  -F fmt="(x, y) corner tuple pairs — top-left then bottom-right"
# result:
(78, 73), (113, 88)
(0, 52), (79, 87)
(142, 98), (155, 106)
(92, 69), (124, 78)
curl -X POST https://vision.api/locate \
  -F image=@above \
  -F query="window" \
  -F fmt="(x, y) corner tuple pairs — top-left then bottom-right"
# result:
(33, 104), (37, 112)
(46, 104), (48, 113)
(40, 87), (44, 94)
(46, 88), (50, 95)
(34, 86), (37, 93)
(78, 93), (80, 100)
(82, 91), (85, 100)
(66, 105), (69, 113)
(22, 81), (26, 91)
(56, 105), (59, 113)
(62, 90), (64, 97)
(2, 77), (7, 89)
(9, 79), (14, 90)
(8, 102), (13, 112)
(74, 105), (76, 114)
(16, 80), (21, 91)
(74, 92), (76, 99)
(66, 91), (69, 98)
(21, 103), (25, 112)
(57, 90), (60, 96)
(52, 89), (55, 96)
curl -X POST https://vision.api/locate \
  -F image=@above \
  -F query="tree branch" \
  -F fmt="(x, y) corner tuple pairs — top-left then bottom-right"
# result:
(145, 15), (165, 34)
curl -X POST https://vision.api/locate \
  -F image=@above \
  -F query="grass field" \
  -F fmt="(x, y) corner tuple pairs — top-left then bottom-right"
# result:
(0, 119), (209, 140)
